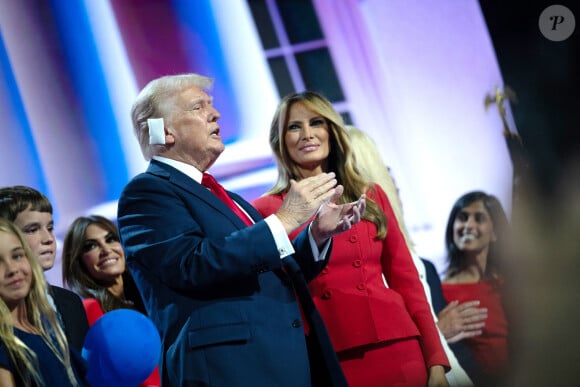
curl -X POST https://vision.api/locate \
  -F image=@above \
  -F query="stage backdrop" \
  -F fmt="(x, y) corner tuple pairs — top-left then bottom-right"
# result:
(0, 0), (515, 286)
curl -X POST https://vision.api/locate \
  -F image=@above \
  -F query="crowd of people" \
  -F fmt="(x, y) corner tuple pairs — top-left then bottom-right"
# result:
(0, 72), (519, 386)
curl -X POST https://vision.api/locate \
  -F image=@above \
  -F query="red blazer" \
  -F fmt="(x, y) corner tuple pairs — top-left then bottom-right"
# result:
(253, 184), (449, 369)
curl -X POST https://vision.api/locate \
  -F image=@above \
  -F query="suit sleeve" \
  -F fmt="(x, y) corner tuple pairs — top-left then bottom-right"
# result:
(252, 195), (328, 282)
(373, 185), (450, 370)
(117, 175), (317, 294)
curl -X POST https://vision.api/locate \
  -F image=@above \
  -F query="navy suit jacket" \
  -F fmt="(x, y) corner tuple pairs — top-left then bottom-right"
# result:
(50, 285), (89, 353)
(117, 160), (346, 387)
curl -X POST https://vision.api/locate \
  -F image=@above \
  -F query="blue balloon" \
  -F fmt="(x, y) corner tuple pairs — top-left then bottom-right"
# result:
(82, 309), (161, 387)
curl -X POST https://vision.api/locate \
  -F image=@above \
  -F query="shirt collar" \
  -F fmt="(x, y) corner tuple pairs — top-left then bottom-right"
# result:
(152, 156), (203, 183)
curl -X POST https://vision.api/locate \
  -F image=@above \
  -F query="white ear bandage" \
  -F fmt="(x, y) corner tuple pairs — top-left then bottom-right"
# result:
(148, 118), (165, 145)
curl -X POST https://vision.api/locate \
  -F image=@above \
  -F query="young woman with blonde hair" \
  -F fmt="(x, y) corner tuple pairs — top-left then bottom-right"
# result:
(0, 218), (85, 386)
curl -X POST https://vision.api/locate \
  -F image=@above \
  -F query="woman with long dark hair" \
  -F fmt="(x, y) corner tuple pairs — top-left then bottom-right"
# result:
(62, 215), (159, 387)
(442, 191), (511, 385)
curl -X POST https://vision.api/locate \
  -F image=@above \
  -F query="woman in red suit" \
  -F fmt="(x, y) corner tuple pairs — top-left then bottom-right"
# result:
(441, 191), (511, 385)
(61, 215), (160, 387)
(253, 91), (449, 386)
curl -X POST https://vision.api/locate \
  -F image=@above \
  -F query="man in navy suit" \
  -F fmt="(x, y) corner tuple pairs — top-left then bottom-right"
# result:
(117, 73), (365, 386)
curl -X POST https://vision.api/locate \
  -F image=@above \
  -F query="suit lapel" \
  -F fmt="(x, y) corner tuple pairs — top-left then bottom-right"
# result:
(147, 160), (257, 227)
(229, 191), (264, 222)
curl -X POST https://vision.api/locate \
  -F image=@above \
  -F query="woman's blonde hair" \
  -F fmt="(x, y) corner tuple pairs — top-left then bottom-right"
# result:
(345, 126), (415, 251)
(0, 218), (78, 386)
(267, 91), (387, 239)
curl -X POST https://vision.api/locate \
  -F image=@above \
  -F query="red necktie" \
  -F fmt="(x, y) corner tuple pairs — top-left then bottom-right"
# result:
(202, 173), (253, 226)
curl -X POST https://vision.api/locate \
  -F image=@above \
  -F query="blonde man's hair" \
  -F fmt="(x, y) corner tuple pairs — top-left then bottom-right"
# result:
(131, 73), (214, 160)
